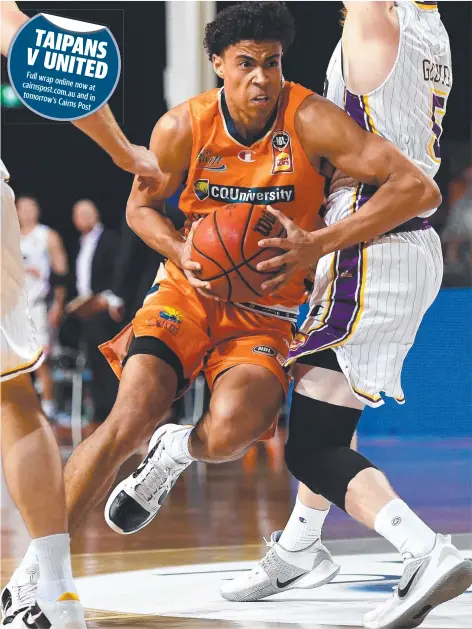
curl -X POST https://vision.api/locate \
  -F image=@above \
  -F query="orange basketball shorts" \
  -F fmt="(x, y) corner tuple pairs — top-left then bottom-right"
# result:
(100, 262), (292, 398)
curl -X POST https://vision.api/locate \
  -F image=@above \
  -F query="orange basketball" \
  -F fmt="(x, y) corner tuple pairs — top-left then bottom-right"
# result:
(191, 203), (286, 302)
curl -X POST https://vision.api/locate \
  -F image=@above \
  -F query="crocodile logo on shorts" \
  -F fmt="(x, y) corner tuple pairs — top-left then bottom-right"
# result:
(147, 307), (183, 336)
(159, 307), (182, 324)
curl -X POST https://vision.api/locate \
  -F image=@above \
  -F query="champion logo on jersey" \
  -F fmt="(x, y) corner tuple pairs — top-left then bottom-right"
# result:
(238, 150), (256, 163)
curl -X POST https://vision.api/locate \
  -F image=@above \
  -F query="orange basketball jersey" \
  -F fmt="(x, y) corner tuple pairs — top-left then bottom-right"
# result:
(178, 81), (325, 313)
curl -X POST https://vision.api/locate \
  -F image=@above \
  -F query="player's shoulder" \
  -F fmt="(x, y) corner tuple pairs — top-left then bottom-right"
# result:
(157, 101), (191, 135)
(295, 93), (337, 127)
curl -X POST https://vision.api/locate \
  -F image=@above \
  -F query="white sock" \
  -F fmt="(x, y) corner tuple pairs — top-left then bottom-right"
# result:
(165, 427), (196, 464)
(35, 534), (77, 602)
(374, 498), (436, 558)
(278, 498), (330, 551)
(13, 540), (39, 583)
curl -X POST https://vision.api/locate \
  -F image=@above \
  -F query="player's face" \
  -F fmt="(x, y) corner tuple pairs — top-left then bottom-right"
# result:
(16, 198), (39, 228)
(73, 201), (99, 234)
(214, 41), (283, 116)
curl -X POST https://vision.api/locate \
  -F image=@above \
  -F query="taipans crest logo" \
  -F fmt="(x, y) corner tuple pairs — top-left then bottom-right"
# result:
(159, 307), (182, 324)
(238, 150), (256, 163)
(271, 129), (294, 174)
(197, 149), (227, 172)
(193, 179), (209, 201)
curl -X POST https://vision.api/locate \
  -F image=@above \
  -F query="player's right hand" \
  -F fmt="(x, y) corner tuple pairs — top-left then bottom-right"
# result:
(180, 220), (219, 300)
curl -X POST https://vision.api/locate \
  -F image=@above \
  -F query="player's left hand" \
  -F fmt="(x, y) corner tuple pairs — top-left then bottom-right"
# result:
(257, 206), (321, 294)
(180, 220), (220, 301)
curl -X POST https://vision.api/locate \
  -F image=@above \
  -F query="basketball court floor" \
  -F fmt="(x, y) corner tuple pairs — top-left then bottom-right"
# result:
(2, 429), (471, 629)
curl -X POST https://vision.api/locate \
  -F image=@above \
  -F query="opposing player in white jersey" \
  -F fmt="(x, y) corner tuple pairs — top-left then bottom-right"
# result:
(0, 2), (162, 628)
(222, 3), (472, 628)
(18, 196), (68, 419)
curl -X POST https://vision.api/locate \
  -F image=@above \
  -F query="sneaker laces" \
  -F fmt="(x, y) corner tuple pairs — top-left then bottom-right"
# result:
(12, 581), (37, 607)
(134, 439), (186, 503)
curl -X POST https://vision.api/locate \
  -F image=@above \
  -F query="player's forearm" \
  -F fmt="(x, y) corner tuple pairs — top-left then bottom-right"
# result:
(52, 285), (66, 309)
(126, 204), (184, 266)
(72, 104), (131, 164)
(1, 2), (28, 56)
(314, 173), (441, 256)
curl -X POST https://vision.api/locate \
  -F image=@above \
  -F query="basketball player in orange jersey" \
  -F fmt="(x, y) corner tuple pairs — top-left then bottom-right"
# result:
(1, 3), (161, 628)
(4, 1), (441, 618)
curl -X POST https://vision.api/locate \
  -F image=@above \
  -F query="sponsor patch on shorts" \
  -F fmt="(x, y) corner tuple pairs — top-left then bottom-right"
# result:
(252, 345), (277, 357)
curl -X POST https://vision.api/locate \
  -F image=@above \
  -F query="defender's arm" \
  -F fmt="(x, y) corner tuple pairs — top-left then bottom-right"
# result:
(297, 94), (440, 256)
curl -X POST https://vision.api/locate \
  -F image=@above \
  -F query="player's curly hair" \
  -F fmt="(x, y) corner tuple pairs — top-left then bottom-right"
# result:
(203, 2), (296, 60)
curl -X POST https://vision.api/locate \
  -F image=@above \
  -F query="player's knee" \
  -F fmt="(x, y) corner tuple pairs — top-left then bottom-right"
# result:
(199, 403), (272, 461)
(285, 392), (368, 509)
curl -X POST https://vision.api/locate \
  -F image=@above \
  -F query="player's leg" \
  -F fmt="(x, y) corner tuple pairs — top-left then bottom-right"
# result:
(285, 360), (472, 629)
(279, 352), (360, 553)
(294, 440), (363, 547)
(105, 362), (283, 535)
(1, 374), (66, 536)
(104, 314), (290, 535)
(284, 431), (356, 544)
(103, 273), (212, 535)
(189, 364), (283, 462)
(1, 374), (86, 629)
(65, 352), (177, 534)
(220, 351), (354, 601)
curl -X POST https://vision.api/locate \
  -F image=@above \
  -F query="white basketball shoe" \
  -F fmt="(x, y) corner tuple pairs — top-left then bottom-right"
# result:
(2, 568), (86, 629)
(220, 530), (340, 601)
(1, 563), (38, 625)
(363, 534), (472, 629)
(105, 424), (192, 534)
(6, 595), (86, 629)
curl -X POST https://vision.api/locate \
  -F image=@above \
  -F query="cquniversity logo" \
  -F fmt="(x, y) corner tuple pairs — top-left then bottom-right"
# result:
(8, 13), (120, 121)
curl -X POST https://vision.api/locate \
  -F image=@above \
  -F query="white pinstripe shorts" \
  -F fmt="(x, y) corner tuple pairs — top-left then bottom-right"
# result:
(1, 179), (44, 382)
(287, 227), (443, 407)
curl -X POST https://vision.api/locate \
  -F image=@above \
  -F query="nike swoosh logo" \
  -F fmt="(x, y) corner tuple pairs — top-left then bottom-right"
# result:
(22, 603), (51, 629)
(398, 565), (422, 598)
(203, 165), (227, 172)
(276, 573), (305, 589)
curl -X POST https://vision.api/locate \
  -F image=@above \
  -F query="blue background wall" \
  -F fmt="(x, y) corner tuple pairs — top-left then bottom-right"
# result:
(298, 288), (472, 437)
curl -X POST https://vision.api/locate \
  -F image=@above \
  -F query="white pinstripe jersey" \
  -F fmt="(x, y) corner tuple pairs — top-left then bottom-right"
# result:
(324, 0), (452, 225)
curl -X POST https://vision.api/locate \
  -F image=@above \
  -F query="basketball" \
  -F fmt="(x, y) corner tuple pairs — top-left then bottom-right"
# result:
(191, 203), (286, 302)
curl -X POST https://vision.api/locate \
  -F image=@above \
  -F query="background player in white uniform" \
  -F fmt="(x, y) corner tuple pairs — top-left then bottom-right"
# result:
(18, 196), (68, 419)
(222, 3), (472, 628)
(0, 2), (162, 627)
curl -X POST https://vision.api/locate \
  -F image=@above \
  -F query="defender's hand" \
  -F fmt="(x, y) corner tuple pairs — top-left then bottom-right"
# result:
(180, 220), (219, 300)
(257, 206), (321, 295)
(113, 144), (161, 179)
